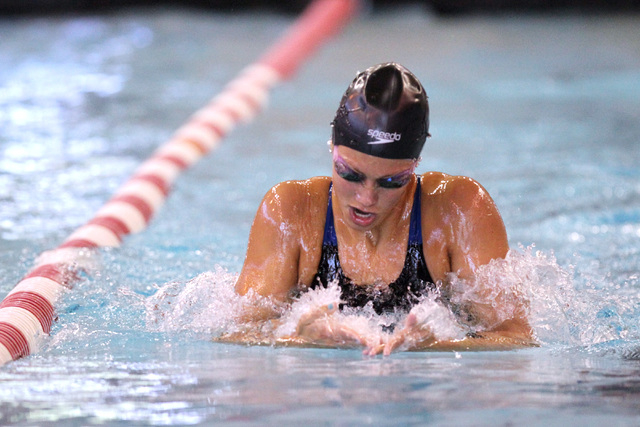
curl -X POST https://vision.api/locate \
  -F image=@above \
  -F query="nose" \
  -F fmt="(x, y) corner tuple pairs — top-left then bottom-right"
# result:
(355, 182), (378, 207)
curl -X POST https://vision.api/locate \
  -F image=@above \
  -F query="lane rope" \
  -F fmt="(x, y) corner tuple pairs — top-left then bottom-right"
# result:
(0, 0), (361, 366)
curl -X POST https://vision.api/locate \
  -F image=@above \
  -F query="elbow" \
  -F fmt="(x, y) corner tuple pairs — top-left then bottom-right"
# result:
(491, 317), (536, 344)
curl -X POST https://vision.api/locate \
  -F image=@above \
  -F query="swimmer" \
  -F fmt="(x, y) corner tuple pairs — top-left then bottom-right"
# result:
(229, 62), (535, 355)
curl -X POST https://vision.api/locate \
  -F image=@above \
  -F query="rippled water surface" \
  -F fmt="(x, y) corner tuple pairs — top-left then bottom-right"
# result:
(1, 5), (640, 426)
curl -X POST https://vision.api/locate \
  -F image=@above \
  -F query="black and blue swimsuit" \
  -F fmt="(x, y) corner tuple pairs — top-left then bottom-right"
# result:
(310, 178), (435, 315)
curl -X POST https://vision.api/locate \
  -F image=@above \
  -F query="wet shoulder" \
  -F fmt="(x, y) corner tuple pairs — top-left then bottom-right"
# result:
(420, 172), (486, 200)
(264, 176), (331, 225)
(419, 171), (495, 215)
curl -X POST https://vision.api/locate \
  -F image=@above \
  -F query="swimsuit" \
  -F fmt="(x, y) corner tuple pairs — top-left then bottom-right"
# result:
(310, 178), (434, 315)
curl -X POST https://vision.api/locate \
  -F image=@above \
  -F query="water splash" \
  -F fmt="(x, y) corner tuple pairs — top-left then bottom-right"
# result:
(457, 246), (639, 348)
(145, 266), (241, 335)
(144, 265), (282, 338)
(141, 246), (639, 352)
(42, 246), (634, 354)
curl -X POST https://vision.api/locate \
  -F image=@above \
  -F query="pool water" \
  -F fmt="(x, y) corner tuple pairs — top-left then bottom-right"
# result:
(1, 5), (640, 425)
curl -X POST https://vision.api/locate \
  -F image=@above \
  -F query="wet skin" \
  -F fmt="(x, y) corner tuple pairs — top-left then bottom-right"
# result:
(233, 145), (533, 354)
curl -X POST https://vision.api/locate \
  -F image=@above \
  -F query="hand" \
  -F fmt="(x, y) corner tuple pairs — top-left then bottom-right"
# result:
(365, 313), (436, 356)
(295, 303), (381, 349)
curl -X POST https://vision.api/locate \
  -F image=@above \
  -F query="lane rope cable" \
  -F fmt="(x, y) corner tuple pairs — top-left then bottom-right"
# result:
(0, 0), (361, 366)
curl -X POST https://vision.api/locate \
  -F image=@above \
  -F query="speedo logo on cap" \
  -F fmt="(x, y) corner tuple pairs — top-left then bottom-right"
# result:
(367, 129), (401, 145)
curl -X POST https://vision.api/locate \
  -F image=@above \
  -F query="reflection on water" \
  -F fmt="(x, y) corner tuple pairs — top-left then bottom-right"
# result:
(2, 343), (640, 425)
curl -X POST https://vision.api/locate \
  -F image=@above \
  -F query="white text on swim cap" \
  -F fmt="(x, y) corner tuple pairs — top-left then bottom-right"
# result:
(367, 129), (401, 145)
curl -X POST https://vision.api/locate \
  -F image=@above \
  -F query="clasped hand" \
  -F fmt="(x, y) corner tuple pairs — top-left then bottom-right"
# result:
(295, 304), (436, 356)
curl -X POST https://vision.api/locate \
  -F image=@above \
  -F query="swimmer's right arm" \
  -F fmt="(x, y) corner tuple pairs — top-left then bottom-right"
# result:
(235, 182), (302, 304)
(220, 184), (303, 344)
(233, 179), (377, 347)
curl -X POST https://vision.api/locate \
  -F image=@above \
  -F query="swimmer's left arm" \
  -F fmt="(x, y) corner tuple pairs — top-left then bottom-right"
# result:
(371, 313), (535, 356)
(366, 176), (533, 355)
(437, 176), (533, 344)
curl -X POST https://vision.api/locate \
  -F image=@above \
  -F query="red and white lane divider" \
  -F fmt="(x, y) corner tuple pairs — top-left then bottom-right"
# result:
(0, 0), (361, 366)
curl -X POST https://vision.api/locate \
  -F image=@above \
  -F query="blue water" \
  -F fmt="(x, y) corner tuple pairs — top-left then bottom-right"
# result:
(1, 5), (640, 426)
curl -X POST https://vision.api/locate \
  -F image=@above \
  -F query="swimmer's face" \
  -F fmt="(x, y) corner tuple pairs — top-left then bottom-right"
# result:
(331, 145), (417, 231)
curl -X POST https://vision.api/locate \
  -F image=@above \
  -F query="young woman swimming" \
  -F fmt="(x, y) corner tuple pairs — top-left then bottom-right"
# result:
(231, 62), (534, 355)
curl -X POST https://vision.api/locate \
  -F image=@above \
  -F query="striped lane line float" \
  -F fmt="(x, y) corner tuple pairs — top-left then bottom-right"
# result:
(0, 0), (361, 366)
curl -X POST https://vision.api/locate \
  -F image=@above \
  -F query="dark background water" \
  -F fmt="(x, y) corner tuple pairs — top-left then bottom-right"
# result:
(2, 0), (640, 15)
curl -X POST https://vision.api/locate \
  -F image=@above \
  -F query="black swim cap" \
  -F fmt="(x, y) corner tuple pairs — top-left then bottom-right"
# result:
(331, 62), (429, 160)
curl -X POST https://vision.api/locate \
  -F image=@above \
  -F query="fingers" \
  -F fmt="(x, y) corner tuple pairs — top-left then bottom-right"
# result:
(364, 333), (407, 357)
(377, 314), (414, 356)
(296, 303), (371, 347)
(381, 314), (429, 356)
(383, 334), (406, 356)
(404, 313), (418, 328)
(362, 317), (412, 357)
(295, 302), (339, 335)
(295, 305), (434, 356)
(363, 343), (385, 357)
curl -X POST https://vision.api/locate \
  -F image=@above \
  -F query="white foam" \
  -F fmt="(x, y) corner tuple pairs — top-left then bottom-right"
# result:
(144, 266), (279, 336)
(407, 295), (466, 341)
(140, 247), (638, 350)
(443, 245), (638, 348)
(274, 281), (343, 337)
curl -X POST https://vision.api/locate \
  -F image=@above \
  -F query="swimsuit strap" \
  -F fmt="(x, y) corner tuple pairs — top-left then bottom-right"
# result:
(408, 177), (422, 246)
(322, 184), (338, 246)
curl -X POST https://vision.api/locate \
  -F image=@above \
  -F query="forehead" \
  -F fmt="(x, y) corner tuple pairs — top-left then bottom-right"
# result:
(334, 145), (415, 176)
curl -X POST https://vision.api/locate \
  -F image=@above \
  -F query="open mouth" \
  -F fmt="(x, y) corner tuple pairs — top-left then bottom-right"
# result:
(350, 207), (376, 227)
(353, 207), (373, 218)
